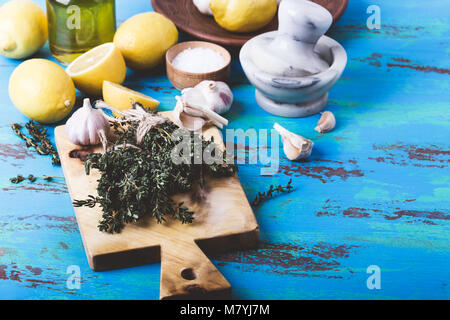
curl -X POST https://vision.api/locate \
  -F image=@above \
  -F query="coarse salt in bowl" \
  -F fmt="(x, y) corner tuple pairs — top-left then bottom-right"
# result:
(172, 47), (227, 73)
(166, 41), (231, 90)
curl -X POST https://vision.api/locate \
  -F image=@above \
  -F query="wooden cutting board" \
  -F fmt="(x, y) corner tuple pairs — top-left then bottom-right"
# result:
(54, 112), (259, 300)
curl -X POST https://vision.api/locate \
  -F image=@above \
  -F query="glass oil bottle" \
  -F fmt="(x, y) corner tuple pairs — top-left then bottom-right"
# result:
(46, 0), (116, 64)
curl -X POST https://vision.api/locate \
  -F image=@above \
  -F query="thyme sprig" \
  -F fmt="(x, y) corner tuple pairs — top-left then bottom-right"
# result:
(252, 179), (293, 208)
(10, 174), (64, 184)
(11, 121), (60, 165)
(74, 113), (237, 234)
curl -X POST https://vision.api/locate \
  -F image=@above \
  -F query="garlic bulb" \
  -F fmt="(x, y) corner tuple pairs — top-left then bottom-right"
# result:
(315, 111), (336, 133)
(65, 98), (110, 146)
(274, 123), (314, 160)
(193, 0), (213, 16)
(185, 80), (233, 115)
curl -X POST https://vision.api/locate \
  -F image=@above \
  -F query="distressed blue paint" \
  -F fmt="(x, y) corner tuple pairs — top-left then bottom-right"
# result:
(0, 0), (449, 300)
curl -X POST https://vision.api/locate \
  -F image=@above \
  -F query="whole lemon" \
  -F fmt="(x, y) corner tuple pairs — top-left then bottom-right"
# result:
(0, 0), (47, 59)
(210, 0), (277, 33)
(113, 12), (178, 70)
(9, 59), (76, 124)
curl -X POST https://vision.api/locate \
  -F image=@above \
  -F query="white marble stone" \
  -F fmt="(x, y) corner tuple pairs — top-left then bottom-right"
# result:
(240, 0), (347, 117)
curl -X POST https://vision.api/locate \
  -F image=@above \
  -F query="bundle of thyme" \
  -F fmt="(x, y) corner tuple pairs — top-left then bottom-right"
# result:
(73, 107), (237, 233)
(11, 121), (60, 165)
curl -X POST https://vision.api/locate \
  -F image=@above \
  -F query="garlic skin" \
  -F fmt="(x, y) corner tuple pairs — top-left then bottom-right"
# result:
(65, 98), (110, 146)
(274, 123), (314, 160)
(187, 80), (233, 115)
(315, 111), (336, 133)
(193, 0), (213, 16)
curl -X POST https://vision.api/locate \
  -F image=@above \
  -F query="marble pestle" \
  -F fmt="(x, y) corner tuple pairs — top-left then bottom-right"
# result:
(240, 0), (347, 117)
(251, 0), (332, 77)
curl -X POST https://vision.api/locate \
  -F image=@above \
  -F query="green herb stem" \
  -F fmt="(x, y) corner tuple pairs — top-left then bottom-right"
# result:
(252, 179), (293, 208)
(11, 121), (60, 165)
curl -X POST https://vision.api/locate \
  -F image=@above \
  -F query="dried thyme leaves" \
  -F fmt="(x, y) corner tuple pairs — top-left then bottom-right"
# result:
(73, 119), (237, 234)
(11, 121), (60, 165)
(10, 174), (64, 184)
(9, 121), (62, 186)
(252, 179), (293, 208)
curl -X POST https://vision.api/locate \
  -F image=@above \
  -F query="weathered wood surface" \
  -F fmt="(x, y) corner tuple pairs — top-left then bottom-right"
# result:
(0, 0), (449, 299)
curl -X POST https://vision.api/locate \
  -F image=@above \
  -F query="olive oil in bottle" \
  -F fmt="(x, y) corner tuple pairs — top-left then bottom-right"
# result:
(46, 0), (116, 64)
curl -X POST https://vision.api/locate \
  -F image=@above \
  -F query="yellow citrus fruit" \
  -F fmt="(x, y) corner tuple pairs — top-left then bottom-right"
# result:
(66, 42), (126, 96)
(0, 0), (47, 59)
(102, 81), (160, 116)
(113, 12), (178, 70)
(210, 0), (277, 33)
(9, 59), (76, 124)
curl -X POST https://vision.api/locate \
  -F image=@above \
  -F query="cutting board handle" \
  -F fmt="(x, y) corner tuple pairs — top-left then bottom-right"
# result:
(160, 239), (231, 300)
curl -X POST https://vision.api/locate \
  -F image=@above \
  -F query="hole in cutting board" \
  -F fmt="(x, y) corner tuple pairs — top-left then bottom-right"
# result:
(181, 268), (196, 280)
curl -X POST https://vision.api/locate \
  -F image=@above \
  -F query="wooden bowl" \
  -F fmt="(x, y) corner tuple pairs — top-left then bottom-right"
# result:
(166, 41), (231, 90)
(152, 0), (349, 47)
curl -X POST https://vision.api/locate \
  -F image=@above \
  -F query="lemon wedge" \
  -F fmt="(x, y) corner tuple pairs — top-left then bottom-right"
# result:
(102, 81), (160, 116)
(66, 42), (126, 96)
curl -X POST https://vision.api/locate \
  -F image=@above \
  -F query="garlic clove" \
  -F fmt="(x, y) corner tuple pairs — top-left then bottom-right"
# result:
(173, 80), (233, 132)
(193, 0), (213, 16)
(181, 87), (208, 118)
(173, 97), (207, 132)
(274, 123), (314, 160)
(177, 89), (229, 130)
(315, 111), (336, 133)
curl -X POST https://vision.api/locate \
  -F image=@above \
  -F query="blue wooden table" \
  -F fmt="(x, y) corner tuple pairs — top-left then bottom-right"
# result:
(0, 0), (449, 300)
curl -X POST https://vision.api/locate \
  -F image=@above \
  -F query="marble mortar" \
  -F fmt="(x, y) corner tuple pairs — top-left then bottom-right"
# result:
(240, 0), (347, 117)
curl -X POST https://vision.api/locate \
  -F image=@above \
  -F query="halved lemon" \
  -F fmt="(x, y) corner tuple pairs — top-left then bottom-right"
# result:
(66, 42), (126, 96)
(103, 80), (160, 116)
